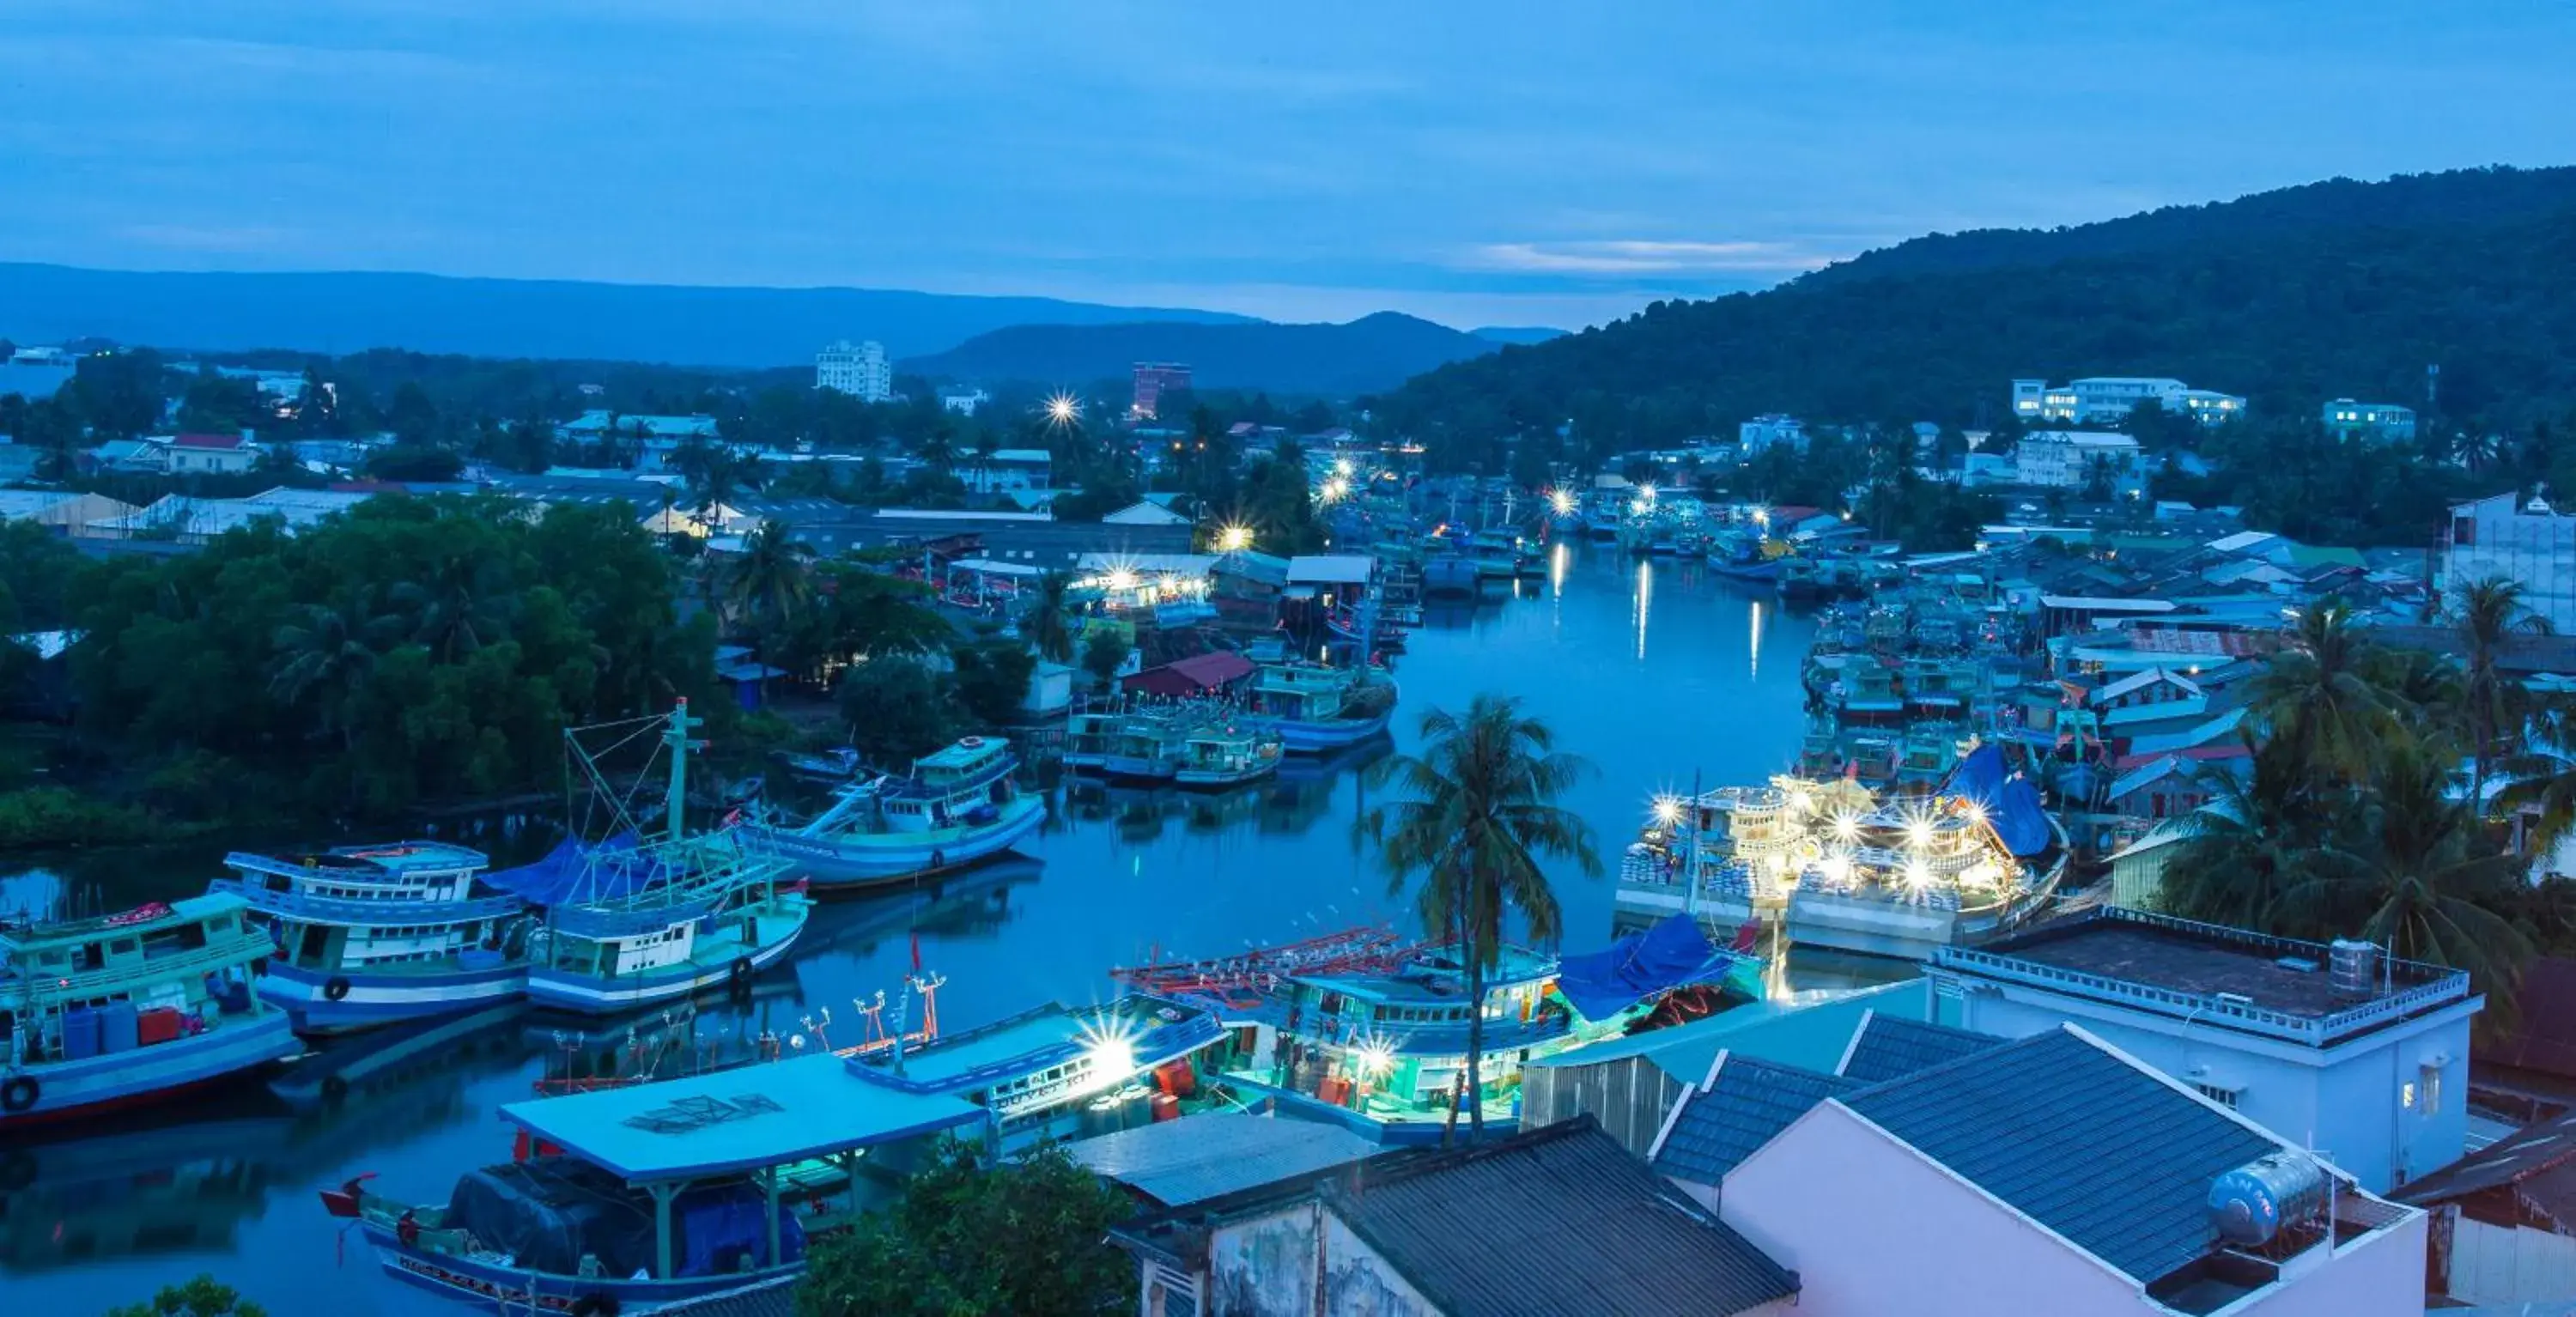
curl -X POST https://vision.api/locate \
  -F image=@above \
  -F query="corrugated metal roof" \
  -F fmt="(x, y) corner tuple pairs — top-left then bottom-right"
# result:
(653, 1276), (798, 1317)
(1843, 1027), (2277, 1284)
(1836, 1014), (2005, 1083)
(1066, 1111), (1376, 1208)
(1653, 1053), (1856, 1187)
(1332, 1118), (1796, 1316)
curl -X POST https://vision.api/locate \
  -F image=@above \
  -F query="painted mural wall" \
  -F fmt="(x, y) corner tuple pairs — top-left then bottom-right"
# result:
(1204, 1202), (1435, 1317)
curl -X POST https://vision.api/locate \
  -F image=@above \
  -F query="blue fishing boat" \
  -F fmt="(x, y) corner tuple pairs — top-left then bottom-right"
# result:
(1, 893), (301, 1129)
(1236, 661), (1397, 753)
(1061, 709), (1187, 781)
(745, 736), (1045, 890)
(212, 841), (532, 1034)
(495, 701), (812, 1015)
(848, 992), (1230, 1150)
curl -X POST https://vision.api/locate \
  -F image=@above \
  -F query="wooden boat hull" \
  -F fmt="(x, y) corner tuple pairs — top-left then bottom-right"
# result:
(526, 905), (809, 1014)
(365, 1222), (799, 1314)
(0, 1012), (300, 1130)
(259, 958), (529, 1035)
(1237, 708), (1392, 754)
(750, 794), (1045, 888)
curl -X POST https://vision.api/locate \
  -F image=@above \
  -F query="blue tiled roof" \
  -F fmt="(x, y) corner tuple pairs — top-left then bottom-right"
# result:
(1843, 1027), (2278, 1284)
(1838, 1013), (2006, 1083)
(1653, 1053), (1857, 1187)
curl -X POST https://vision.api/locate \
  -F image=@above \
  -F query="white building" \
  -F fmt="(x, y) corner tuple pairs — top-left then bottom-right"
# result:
(2444, 492), (2576, 634)
(1926, 907), (2480, 1193)
(954, 446), (1053, 494)
(939, 387), (990, 416)
(2322, 399), (2417, 443)
(2014, 430), (2144, 491)
(2014, 377), (2245, 427)
(1739, 414), (1808, 454)
(816, 339), (892, 402)
(1720, 1024), (2427, 1317)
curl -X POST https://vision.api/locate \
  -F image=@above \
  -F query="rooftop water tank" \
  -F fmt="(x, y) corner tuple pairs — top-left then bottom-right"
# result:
(2208, 1150), (2330, 1247)
(2329, 938), (2380, 998)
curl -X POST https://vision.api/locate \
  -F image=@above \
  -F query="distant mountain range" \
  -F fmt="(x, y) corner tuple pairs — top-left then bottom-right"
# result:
(1378, 165), (2576, 451)
(0, 263), (1255, 367)
(1469, 326), (1568, 345)
(904, 311), (1516, 397)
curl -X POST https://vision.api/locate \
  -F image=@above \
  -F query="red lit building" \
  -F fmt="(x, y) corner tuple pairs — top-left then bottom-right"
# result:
(1132, 362), (1192, 420)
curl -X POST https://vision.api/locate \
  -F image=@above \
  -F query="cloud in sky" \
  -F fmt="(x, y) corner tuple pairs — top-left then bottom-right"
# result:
(0, 1), (2569, 329)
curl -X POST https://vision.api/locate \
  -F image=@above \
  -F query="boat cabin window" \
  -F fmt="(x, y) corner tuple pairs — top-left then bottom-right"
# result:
(74, 942), (106, 971)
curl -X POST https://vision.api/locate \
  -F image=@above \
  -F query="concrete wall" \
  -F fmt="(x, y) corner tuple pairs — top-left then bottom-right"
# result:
(1944, 986), (2472, 1192)
(1722, 1102), (2143, 1315)
(2235, 1209), (2426, 1317)
(2444, 1215), (2576, 1305)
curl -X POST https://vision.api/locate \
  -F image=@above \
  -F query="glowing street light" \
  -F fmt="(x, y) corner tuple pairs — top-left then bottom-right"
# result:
(1333, 457), (1354, 478)
(1043, 392), (1082, 428)
(1651, 794), (1685, 827)
(1318, 476), (1350, 504)
(1547, 488), (1578, 517)
(1216, 524), (1254, 552)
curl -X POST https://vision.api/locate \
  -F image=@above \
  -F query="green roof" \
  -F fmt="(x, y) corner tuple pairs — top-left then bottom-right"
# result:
(2285, 544), (2365, 570)
(1527, 980), (1927, 1083)
(499, 1053), (986, 1183)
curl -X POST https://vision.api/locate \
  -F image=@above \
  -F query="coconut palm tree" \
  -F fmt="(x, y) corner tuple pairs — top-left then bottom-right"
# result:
(2249, 598), (2397, 787)
(269, 591), (397, 753)
(1355, 694), (1601, 1144)
(723, 519), (814, 636)
(2456, 575), (2550, 810)
(1022, 572), (1075, 664)
(2156, 737), (2336, 930)
(2274, 738), (2532, 1026)
(392, 552), (510, 663)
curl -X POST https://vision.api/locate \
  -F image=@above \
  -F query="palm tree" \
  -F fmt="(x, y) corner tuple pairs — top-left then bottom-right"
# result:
(2157, 737), (2335, 929)
(393, 552), (509, 663)
(2456, 576), (2549, 809)
(1354, 695), (1601, 1144)
(269, 592), (396, 753)
(724, 519), (814, 637)
(2248, 598), (2397, 786)
(1022, 572), (1075, 664)
(2274, 738), (2532, 1026)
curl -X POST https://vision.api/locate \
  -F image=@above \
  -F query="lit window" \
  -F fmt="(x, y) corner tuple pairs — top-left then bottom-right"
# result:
(2401, 1080), (2417, 1110)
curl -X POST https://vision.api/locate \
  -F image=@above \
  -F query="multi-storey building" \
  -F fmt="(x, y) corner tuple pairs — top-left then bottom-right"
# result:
(816, 339), (892, 401)
(1132, 362), (1192, 420)
(2322, 398), (2418, 443)
(2443, 491), (2576, 632)
(2014, 429), (2143, 491)
(2013, 377), (2245, 427)
(1738, 414), (1808, 454)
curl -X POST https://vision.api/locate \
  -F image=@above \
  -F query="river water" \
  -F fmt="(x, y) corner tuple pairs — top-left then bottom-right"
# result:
(3, 542), (1896, 1316)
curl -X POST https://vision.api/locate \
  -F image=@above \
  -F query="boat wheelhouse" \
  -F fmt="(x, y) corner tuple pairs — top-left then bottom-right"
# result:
(749, 735), (1044, 889)
(1062, 709), (1186, 781)
(500, 701), (811, 1015)
(212, 841), (529, 1033)
(1, 893), (300, 1127)
(1614, 750), (2068, 961)
(329, 1050), (990, 1314)
(1236, 662), (1395, 754)
(1111, 926), (1750, 1144)
(848, 992), (1230, 1150)
(1175, 720), (1282, 788)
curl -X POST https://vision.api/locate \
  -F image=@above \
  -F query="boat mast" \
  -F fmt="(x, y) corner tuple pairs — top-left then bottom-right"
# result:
(1683, 767), (1704, 921)
(664, 698), (699, 845)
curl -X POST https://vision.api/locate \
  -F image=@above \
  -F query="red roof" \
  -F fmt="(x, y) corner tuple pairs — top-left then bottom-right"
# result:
(1121, 651), (1255, 698)
(172, 432), (250, 451)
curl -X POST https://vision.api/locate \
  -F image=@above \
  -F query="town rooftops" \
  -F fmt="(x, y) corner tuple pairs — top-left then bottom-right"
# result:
(170, 431), (252, 451)
(1525, 979), (1929, 1083)
(1651, 1053), (1856, 1187)
(2394, 1110), (2576, 1223)
(1123, 651), (1254, 697)
(1066, 1112), (1376, 1210)
(1932, 906), (2475, 1047)
(1114, 1117), (1796, 1317)
(496, 1052), (986, 1184)
(1843, 1026), (2283, 1286)
(1835, 1012), (2005, 1083)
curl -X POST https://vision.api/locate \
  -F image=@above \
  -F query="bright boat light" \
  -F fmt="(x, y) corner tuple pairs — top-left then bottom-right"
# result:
(1906, 818), (1933, 848)
(1904, 860), (1934, 890)
(1548, 489), (1577, 516)
(1832, 812), (1860, 842)
(1334, 458), (1354, 477)
(1651, 795), (1684, 827)
(1352, 1039), (1396, 1078)
(1077, 1018), (1140, 1095)
(1107, 568), (1139, 592)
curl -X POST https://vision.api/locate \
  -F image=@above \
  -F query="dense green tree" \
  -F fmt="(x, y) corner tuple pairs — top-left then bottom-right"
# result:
(104, 1273), (267, 1317)
(1079, 628), (1128, 692)
(1021, 572), (1075, 664)
(2247, 600), (2397, 786)
(796, 1140), (1134, 1317)
(1356, 694), (1601, 1142)
(838, 655), (957, 767)
(2455, 576), (2549, 807)
(946, 638), (1035, 729)
(723, 520), (815, 640)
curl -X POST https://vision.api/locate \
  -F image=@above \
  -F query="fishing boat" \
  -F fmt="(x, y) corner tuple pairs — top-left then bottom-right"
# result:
(747, 736), (1045, 889)
(848, 992), (1230, 1150)
(1236, 661), (1397, 753)
(495, 701), (812, 1014)
(1111, 922), (1753, 1143)
(1, 893), (301, 1128)
(772, 745), (862, 783)
(1062, 709), (1185, 781)
(1175, 719), (1283, 788)
(212, 841), (531, 1034)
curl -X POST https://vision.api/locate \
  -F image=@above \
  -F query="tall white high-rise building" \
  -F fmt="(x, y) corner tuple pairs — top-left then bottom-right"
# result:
(817, 340), (892, 402)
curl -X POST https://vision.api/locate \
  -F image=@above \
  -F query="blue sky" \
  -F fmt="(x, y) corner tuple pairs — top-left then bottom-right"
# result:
(1, 1), (2569, 329)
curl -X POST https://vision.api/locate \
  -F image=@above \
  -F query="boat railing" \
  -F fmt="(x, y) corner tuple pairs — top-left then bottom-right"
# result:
(208, 877), (526, 926)
(222, 847), (486, 883)
(15, 933), (275, 1004)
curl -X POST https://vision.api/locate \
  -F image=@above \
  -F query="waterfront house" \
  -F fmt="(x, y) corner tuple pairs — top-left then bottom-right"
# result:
(1721, 1025), (2425, 1315)
(1926, 907), (2481, 1191)
(2394, 1111), (2576, 1306)
(1109, 1116), (1799, 1317)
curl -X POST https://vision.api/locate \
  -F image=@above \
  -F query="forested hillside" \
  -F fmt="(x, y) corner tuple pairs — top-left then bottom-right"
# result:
(905, 312), (1501, 396)
(1375, 167), (2576, 466)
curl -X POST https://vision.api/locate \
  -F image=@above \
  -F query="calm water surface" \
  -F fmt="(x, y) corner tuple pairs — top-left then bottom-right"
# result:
(3, 543), (1893, 1316)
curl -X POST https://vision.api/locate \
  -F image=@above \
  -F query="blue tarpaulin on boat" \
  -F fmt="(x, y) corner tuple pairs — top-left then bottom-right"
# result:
(483, 834), (646, 907)
(1555, 915), (1745, 1020)
(1948, 743), (2008, 808)
(1994, 775), (2053, 857)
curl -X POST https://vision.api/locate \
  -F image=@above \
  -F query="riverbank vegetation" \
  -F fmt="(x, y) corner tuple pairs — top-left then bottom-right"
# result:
(796, 1140), (1134, 1317)
(2158, 585), (2576, 1028)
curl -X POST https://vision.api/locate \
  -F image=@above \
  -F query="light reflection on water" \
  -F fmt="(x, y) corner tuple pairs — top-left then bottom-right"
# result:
(3, 545), (1869, 1316)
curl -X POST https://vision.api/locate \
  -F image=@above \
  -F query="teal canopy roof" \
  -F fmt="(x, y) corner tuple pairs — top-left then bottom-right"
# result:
(500, 1053), (987, 1183)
